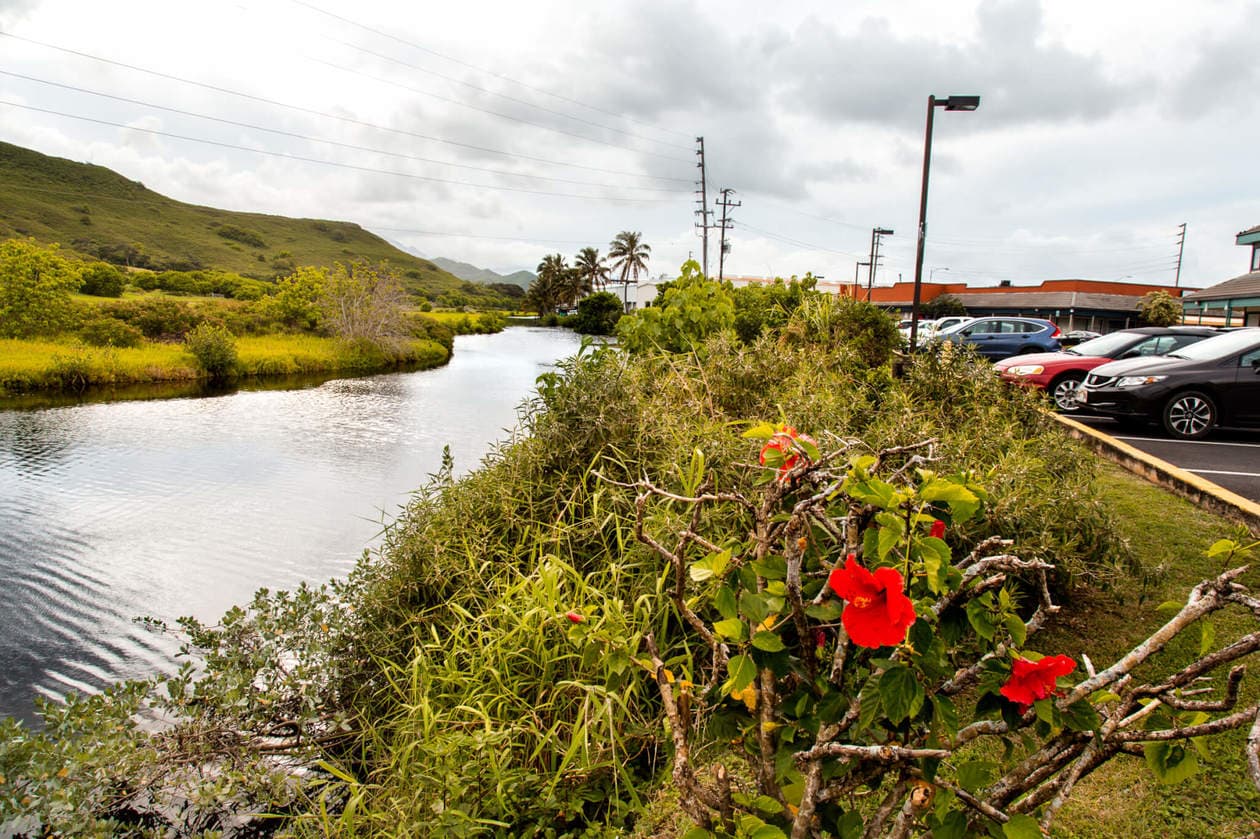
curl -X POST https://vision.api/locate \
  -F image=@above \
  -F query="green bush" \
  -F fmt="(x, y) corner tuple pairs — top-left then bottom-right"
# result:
(78, 316), (143, 348)
(78, 262), (125, 297)
(184, 322), (238, 379)
(570, 290), (623, 335)
(616, 260), (734, 353)
(215, 224), (267, 248)
(101, 298), (197, 339)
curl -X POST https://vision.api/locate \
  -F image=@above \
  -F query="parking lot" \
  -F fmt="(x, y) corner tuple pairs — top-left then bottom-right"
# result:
(1071, 414), (1260, 503)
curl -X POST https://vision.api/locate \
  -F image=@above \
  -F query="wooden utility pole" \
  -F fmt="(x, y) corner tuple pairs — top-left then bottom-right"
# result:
(716, 188), (741, 282)
(694, 137), (712, 277)
(1175, 222), (1187, 288)
(867, 227), (893, 301)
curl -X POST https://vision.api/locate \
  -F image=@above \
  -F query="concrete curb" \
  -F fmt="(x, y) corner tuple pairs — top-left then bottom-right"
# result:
(1053, 414), (1260, 536)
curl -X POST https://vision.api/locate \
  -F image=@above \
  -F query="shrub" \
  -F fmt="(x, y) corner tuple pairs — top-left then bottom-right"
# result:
(215, 224), (267, 248)
(616, 260), (734, 353)
(78, 262), (125, 297)
(102, 298), (197, 339)
(0, 238), (81, 337)
(184, 322), (238, 379)
(570, 290), (623, 335)
(78, 316), (144, 348)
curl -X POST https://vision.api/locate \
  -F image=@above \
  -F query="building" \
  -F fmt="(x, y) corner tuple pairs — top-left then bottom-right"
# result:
(1181, 225), (1260, 327)
(863, 278), (1186, 333)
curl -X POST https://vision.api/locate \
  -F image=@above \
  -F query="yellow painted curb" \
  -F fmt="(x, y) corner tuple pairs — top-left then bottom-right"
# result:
(1053, 413), (1260, 535)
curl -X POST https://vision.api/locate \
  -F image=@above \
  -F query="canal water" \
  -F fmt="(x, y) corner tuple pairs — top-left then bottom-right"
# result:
(0, 327), (581, 723)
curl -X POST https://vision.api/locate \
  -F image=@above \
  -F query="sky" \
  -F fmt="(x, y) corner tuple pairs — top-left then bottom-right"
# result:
(0, 0), (1256, 289)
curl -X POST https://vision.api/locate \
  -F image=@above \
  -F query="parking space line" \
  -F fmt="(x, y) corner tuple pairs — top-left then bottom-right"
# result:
(1189, 469), (1260, 478)
(1113, 437), (1260, 448)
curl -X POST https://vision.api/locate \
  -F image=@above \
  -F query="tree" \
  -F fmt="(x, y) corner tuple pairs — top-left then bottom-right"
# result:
(1139, 290), (1183, 326)
(921, 293), (967, 319)
(0, 238), (81, 338)
(574, 247), (611, 294)
(261, 265), (327, 330)
(79, 262), (125, 297)
(570, 290), (623, 335)
(616, 260), (734, 353)
(317, 261), (409, 349)
(608, 231), (651, 292)
(527, 254), (569, 314)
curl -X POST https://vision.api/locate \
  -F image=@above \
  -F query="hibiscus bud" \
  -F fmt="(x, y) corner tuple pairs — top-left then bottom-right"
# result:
(814, 630), (827, 648)
(930, 519), (946, 539)
(565, 611), (584, 624)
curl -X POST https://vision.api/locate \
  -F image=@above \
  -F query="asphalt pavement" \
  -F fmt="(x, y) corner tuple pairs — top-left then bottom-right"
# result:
(1070, 413), (1260, 503)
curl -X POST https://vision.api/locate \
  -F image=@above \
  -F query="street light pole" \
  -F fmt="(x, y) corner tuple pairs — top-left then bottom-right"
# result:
(930, 267), (950, 282)
(909, 94), (980, 352)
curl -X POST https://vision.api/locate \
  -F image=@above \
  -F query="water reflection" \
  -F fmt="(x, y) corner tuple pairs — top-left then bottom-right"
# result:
(0, 328), (580, 723)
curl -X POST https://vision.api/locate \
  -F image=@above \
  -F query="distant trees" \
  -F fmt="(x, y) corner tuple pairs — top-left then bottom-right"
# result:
(1139, 290), (1183, 326)
(261, 265), (326, 330)
(79, 262), (125, 298)
(526, 253), (570, 315)
(608, 231), (650, 289)
(0, 238), (81, 338)
(574, 247), (610, 294)
(921, 293), (967, 319)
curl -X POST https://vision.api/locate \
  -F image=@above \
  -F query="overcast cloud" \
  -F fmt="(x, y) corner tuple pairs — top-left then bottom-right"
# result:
(0, 0), (1255, 288)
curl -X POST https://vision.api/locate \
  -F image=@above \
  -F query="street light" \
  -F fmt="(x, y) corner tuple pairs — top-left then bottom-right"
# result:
(909, 94), (980, 351)
(930, 267), (950, 282)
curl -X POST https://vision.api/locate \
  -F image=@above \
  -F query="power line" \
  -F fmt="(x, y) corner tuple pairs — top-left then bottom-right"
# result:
(315, 34), (693, 152)
(0, 31), (691, 183)
(735, 221), (865, 260)
(0, 70), (686, 194)
(287, 0), (694, 142)
(309, 55), (693, 164)
(0, 100), (687, 203)
(371, 226), (596, 245)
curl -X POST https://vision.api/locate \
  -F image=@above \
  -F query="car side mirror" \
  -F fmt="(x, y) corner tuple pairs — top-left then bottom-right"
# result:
(1251, 358), (1260, 372)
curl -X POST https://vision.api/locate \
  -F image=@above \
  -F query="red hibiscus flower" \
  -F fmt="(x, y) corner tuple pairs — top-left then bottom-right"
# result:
(930, 519), (946, 540)
(827, 554), (917, 648)
(759, 425), (816, 483)
(1000, 655), (1076, 712)
(565, 611), (585, 624)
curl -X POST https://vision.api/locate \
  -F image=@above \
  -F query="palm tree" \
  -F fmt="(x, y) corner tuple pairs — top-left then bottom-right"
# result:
(574, 246), (610, 294)
(608, 231), (651, 289)
(527, 253), (568, 315)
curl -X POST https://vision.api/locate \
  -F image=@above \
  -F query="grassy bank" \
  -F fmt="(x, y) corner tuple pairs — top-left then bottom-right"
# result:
(0, 333), (450, 394)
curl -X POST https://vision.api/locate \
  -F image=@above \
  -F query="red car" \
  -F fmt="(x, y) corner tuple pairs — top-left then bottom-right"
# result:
(994, 327), (1220, 411)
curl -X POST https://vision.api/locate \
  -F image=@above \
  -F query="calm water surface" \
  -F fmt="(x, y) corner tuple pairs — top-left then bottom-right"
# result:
(0, 327), (580, 722)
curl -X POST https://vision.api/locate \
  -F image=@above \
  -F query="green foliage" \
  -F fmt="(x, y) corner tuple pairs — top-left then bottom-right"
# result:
(570, 290), (624, 335)
(78, 316), (144, 348)
(317, 260), (410, 350)
(259, 265), (326, 329)
(78, 261), (125, 297)
(780, 293), (903, 367)
(921, 293), (967, 319)
(616, 260), (735, 353)
(608, 230), (651, 287)
(1138, 290), (1183, 326)
(184, 322), (238, 379)
(214, 224), (267, 248)
(730, 275), (818, 343)
(0, 238), (81, 337)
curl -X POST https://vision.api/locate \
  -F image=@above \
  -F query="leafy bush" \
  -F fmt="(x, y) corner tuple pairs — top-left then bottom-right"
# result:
(78, 261), (125, 297)
(616, 260), (734, 353)
(101, 298), (197, 339)
(570, 290), (623, 335)
(215, 224), (267, 248)
(78, 316), (143, 348)
(184, 322), (238, 379)
(730, 275), (817, 343)
(0, 238), (81, 337)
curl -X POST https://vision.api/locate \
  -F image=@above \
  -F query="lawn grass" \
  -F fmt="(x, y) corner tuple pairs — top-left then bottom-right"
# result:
(1045, 463), (1260, 837)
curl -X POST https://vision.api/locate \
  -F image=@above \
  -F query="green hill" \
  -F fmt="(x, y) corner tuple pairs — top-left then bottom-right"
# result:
(432, 257), (535, 289)
(0, 141), (478, 300)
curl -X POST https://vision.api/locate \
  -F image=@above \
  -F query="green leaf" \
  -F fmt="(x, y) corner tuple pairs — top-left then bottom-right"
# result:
(741, 422), (778, 440)
(857, 677), (883, 732)
(1005, 613), (1027, 648)
(739, 591), (771, 624)
(1061, 700), (1101, 733)
(1200, 618), (1216, 656)
(752, 631), (786, 652)
(918, 537), (951, 594)
(714, 618), (748, 641)
(682, 829), (716, 839)
(1155, 599), (1183, 615)
(835, 810), (863, 839)
(689, 549), (731, 582)
(919, 477), (978, 507)
(956, 760), (996, 793)
(749, 826), (787, 839)
(726, 654), (757, 694)
(715, 585), (739, 621)
(1002, 813), (1043, 839)
(932, 694), (959, 739)
(878, 665), (925, 724)
(1206, 538), (1237, 558)
(966, 598), (997, 641)
(877, 524), (903, 562)
(931, 811), (968, 839)
(847, 476), (898, 509)
(1145, 740), (1199, 784)
(751, 555), (788, 581)
(806, 600), (844, 621)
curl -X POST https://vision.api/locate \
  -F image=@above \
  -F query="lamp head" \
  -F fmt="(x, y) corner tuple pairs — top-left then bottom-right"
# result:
(942, 95), (981, 111)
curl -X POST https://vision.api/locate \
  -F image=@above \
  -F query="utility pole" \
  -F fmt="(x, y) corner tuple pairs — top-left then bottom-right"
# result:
(1174, 222), (1187, 288)
(694, 137), (712, 278)
(867, 227), (894, 301)
(855, 261), (871, 288)
(716, 188), (741, 282)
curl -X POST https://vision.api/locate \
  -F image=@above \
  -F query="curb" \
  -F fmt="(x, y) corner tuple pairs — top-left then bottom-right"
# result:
(1053, 414), (1260, 536)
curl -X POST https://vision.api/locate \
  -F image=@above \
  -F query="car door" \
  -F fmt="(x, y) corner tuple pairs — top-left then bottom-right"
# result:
(958, 320), (1003, 357)
(1225, 346), (1260, 426)
(986, 320), (1026, 358)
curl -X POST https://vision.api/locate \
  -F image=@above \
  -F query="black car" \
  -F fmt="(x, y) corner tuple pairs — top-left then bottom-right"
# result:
(1076, 328), (1260, 438)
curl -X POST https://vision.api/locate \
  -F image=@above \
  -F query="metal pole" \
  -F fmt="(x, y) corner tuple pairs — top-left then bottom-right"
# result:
(909, 96), (936, 352)
(1174, 222), (1186, 288)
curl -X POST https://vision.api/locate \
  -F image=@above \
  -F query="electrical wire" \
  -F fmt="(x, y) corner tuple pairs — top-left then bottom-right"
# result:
(371, 226), (598, 245)
(0, 70), (686, 194)
(733, 221), (865, 260)
(0, 100), (687, 203)
(316, 34), (693, 152)
(286, 0), (695, 142)
(0, 31), (691, 183)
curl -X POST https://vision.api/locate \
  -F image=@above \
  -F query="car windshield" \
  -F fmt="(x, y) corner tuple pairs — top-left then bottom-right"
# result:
(1067, 331), (1142, 357)
(1165, 329), (1260, 360)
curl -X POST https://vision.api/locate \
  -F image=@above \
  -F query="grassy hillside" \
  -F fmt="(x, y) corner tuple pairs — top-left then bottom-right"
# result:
(0, 141), (483, 301)
(432, 256), (535, 289)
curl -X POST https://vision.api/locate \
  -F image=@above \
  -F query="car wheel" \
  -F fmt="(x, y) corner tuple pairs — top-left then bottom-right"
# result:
(1162, 391), (1216, 439)
(1049, 372), (1085, 412)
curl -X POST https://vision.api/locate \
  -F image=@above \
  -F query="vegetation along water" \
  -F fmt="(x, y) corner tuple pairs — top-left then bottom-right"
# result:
(2, 267), (1259, 838)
